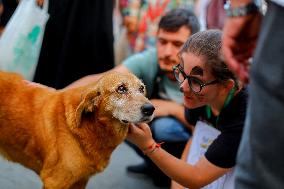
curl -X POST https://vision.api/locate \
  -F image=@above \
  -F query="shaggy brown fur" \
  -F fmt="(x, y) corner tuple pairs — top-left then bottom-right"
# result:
(0, 71), (154, 189)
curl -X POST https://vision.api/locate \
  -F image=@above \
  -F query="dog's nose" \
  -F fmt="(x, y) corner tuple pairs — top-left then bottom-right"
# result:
(141, 103), (155, 116)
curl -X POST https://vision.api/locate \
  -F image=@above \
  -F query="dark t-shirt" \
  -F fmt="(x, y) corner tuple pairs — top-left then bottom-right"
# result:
(33, 0), (114, 89)
(185, 89), (247, 168)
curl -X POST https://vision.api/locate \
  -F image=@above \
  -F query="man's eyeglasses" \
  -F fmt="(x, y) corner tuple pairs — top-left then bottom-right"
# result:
(173, 64), (219, 93)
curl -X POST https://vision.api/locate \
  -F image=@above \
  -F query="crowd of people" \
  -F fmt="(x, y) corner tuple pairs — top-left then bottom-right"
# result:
(0, 0), (283, 189)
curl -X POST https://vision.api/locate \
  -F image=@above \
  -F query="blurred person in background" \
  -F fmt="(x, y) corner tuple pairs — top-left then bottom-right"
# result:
(114, 0), (195, 64)
(0, 0), (115, 89)
(33, 0), (115, 89)
(194, 0), (226, 31)
(0, 0), (18, 35)
(0, 0), (3, 34)
(222, 0), (284, 188)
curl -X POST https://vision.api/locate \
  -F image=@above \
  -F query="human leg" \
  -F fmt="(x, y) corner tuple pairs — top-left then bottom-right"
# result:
(149, 117), (191, 187)
(235, 3), (284, 188)
(151, 116), (191, 142)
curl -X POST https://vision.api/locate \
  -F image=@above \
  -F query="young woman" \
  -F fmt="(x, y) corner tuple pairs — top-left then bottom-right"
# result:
(127, 29), (247, 189)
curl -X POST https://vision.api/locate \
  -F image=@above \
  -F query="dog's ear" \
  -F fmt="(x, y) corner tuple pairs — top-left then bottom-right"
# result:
(75, 89), (101, 127)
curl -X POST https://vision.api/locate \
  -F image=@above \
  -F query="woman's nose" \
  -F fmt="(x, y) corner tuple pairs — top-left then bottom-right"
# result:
(179, 79), (189, 93)
(180, 86), (184, 93)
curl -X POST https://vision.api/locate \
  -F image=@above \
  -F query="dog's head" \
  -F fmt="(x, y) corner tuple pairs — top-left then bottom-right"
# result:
(75, 72), (155, 127)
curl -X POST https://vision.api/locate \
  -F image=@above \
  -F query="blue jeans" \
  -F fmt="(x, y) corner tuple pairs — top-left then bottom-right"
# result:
(151, 117), (191, 142)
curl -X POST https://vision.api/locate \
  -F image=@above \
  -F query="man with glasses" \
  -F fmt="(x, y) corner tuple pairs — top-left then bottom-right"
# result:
(68, 8), (200, 187)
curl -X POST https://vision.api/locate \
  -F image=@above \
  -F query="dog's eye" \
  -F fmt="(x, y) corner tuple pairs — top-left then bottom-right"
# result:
(117, 84), (128, 94)
(139, 85), (145, 93)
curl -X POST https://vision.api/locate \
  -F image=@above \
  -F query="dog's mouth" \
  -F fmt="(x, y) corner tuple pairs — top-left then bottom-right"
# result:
(139, 116), (153, 123)
(120, 116), (153, 124)
(121, 120), (129, 124)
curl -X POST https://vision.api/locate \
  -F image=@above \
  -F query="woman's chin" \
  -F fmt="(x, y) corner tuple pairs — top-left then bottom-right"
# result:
(185, 103), (199, 109)
(184, 97), (199, 109)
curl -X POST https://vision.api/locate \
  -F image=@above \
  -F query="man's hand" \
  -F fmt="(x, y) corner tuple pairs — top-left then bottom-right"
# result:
(150, 99), (193, 130)
(222, 12), (262, 84)
(151, 99), (179, 117)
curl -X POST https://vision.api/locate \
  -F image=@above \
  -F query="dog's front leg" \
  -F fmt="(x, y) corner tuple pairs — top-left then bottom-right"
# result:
(41, 168), (75, 189)
(69, 178), (88, 189)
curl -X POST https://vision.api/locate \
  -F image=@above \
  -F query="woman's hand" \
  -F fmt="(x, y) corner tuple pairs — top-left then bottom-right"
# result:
(127, 123), (155, 150)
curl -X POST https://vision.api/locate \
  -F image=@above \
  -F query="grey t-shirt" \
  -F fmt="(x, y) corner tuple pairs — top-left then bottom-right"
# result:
(123, 48), (183, 104)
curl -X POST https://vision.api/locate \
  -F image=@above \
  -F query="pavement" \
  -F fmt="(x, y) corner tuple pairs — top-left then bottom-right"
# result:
(0, 142), (169, 189)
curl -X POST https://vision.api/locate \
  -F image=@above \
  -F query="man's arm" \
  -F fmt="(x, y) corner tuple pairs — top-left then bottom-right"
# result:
(222, 0), (262, 83)
(66, 64), (130, 89)
(151, 99), (194, 131)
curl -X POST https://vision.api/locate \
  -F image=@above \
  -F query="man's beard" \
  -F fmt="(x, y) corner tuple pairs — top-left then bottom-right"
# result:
(160, 69), (176, 81)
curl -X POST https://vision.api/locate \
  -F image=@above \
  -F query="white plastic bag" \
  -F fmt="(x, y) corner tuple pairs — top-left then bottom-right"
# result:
(0, 0), (49, 80)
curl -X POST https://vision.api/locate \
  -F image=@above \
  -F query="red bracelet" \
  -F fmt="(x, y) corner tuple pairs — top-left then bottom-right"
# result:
(143, 142), (164, 155)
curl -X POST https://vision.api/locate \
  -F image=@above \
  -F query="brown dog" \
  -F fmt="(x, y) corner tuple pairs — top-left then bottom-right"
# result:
(0, 71), (154, 189)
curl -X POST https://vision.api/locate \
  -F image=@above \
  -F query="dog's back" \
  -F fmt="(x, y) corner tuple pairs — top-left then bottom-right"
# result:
(0, 71), (56, 171)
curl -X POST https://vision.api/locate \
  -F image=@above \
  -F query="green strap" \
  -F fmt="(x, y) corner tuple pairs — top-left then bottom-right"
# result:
(206, 88), (236, 126)
(223, 87), (236, 108)
(206, 104), (212, 120)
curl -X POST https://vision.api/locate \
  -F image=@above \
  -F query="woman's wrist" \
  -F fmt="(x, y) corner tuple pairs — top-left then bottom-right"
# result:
(141, 140), (164, 156)
(139, 139), (155, 150)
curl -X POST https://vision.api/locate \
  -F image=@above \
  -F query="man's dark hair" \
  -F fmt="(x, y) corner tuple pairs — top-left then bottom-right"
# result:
(158, 8), (200, 35)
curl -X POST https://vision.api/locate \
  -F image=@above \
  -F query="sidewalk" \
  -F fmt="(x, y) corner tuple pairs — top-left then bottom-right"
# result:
(0, 142), (169, 189)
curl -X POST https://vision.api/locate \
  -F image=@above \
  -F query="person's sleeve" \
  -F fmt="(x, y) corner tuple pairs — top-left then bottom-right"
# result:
(205, 126), (243, 168)
(122, 49), (157, 78)
(205, 89), (247, 168)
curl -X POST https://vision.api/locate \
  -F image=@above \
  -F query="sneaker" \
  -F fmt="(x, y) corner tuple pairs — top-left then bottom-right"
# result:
(152, 176), (171, 187)
(126, 163), (151, 175)
(151, 168), (171, 187)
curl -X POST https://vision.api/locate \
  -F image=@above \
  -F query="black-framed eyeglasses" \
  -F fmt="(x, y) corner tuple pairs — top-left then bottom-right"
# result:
(173, 64), (219, 93)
